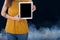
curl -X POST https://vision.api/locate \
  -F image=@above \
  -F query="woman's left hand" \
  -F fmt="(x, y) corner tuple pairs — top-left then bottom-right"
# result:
(32, 5), (36, 12)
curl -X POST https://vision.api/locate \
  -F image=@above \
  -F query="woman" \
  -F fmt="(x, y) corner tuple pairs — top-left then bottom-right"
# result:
(1, 0), (36, 40)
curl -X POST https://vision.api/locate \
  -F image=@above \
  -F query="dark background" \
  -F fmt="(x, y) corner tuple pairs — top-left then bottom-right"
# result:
(0, 0), (60, 31)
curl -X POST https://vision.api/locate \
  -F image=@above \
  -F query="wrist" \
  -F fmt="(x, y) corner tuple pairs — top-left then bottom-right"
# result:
(5, 14), (13, 20)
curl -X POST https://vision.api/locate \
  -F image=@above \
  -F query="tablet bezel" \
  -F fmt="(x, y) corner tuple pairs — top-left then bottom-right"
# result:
(19, 2), (33, 19)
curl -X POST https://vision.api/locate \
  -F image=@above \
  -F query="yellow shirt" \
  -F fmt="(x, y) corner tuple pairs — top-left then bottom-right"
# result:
(5, 0), (28, 34)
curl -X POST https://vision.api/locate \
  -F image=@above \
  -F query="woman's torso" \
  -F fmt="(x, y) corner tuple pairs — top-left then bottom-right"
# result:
(5, 0), (29, 34)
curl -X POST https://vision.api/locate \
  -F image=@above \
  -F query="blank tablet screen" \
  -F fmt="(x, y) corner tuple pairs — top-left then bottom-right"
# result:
(19, 2), (33, 19)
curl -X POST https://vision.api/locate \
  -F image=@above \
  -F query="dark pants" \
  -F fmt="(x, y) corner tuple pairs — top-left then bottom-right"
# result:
(6, 33), (28, 40)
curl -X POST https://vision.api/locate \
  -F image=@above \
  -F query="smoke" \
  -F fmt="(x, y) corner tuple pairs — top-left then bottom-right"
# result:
(28, 24), (60, 40)
(0, 24), (60, 40)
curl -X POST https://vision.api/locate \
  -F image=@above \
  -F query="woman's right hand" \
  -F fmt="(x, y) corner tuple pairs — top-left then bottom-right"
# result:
(11, 15), (20, 21)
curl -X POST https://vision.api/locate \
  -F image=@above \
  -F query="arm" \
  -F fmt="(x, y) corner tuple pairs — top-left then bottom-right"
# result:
(1, 0), (13, 19)
(1, 0), (20, 21)
(28, 0), (36, 12)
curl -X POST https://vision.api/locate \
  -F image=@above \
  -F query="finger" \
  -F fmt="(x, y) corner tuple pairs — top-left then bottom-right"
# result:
(32, 6), (36, 12)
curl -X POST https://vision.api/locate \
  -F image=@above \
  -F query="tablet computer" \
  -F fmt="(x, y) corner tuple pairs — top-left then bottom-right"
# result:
(19, 2), (33, 19)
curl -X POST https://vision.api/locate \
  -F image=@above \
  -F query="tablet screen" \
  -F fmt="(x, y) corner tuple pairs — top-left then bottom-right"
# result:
(19, 2), (33, 19)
